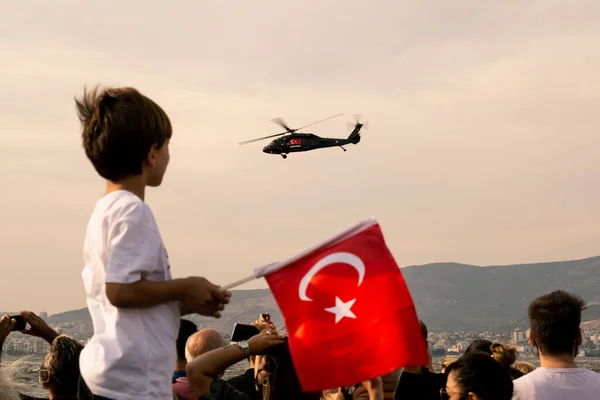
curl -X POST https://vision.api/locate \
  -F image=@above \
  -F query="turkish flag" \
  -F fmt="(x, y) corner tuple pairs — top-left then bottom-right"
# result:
(254, 218), (427, 392)
(289, 138), (301, 145)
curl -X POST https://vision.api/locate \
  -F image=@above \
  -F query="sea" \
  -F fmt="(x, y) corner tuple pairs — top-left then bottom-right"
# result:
(5, 354), (600, 398)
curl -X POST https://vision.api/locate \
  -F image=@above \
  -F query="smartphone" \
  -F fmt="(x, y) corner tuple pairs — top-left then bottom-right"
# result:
(261, 313), (270, 322)
(231, 323), (260, 342)
(9, 315), (27, 331)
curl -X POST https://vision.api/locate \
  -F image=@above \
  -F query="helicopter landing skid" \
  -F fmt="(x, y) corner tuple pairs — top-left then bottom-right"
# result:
(281, 154), (287, 159)
(340, 146), (346, 152)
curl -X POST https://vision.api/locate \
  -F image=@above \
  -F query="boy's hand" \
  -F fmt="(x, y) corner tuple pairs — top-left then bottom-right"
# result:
(182, 277), (231, 318)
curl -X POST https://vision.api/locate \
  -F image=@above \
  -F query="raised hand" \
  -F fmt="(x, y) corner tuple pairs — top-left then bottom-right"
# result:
(247, 329), (286, 355)
(19, 311), (59, 344)
(0, 315), (16, 343)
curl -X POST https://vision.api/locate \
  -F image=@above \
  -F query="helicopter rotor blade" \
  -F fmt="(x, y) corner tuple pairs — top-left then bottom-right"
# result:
(296, 113), (344, 131)
(347, 114), (368, 130)
(238, 131), (288, 145)
(271, 117), (294, 133)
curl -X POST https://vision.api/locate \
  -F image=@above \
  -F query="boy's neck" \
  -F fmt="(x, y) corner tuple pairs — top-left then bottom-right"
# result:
(106, 177), (146, 200)
(539, 353), (578, 369)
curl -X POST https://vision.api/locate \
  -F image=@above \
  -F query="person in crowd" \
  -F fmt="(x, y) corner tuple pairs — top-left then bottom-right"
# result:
(74, 85), (231, 400)
(174, 320), (198, 383)
(0, 315), (17, 365)
(0, 315), (21, 400)
(512, 290), (600, 399)
(0, 368), (21, 400)
(394, 320), (445, 400)
(442, 352), (513, 400)
(252, 340), (388, 400)
(441, 358), (457, 374)
(464, 339), (493, 355)
(464, 339), (522, 380)
(490, 344), (522, 380)
(253, 339), (321, 400)
(511, 362), (535, 376)
(187, 329), (285, 399)
(173, 329), (228, 400)
(29, 335), (84, 400)
(227, 315), (275, 400)
(1, 312), (83, 400)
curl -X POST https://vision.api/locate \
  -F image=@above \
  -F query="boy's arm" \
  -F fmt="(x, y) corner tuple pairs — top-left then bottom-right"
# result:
(106, 277), (230, 315)
(106, 279), (187, 308)
(105, 214), (230, 314)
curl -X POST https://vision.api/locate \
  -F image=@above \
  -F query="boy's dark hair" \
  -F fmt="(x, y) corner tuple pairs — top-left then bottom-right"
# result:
(445, 352), (513, 400)
(176, 319), (198, 361)
(75, 85), (172, 181)
(528, 290), (586, 356)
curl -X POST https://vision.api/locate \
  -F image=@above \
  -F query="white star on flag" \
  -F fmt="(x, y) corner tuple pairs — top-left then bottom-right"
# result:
(324, 297), (357, 323)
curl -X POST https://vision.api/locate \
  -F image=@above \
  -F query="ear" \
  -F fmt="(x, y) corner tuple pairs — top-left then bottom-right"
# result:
(528, 330), (536, 347)
(577, 328), (583, 346)
(145, 143), (159, 168)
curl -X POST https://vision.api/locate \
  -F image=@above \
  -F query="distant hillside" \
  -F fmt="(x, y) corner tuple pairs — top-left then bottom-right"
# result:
(21, 255), (600, 334)
(401, 256), (600, 332)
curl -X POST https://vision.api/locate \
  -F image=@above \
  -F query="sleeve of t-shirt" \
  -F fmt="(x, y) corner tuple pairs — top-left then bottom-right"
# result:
(105, 205), (161, 284)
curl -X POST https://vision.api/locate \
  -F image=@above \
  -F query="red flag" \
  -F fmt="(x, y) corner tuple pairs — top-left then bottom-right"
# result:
(255, 218), (427, 392)
(289, 138), (301, 145)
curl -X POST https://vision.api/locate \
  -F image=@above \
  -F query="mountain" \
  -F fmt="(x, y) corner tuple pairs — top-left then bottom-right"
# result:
(400, 256), (600, 332)
(22, 255), (600, 333)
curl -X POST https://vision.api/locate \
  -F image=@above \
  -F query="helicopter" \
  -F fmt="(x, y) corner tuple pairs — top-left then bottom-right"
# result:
(238, 113), (367, 159)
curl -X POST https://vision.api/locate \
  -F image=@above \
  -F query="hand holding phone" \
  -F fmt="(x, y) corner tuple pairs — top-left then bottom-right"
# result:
(9, 315), (28, 331)
(0, 315), (17, 342)
(231, 323), (260, 342)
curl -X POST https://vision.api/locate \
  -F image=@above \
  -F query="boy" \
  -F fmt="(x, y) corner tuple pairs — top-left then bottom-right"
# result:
(75, 86), (231, 400)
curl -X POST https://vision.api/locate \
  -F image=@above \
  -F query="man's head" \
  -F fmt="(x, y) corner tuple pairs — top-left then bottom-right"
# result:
(40, 335), (84, 397)
(185, 329), (228, 363)
(528, 290), (586, 357)
(176, 319), (198, 365)
(75, 86), (172, 186)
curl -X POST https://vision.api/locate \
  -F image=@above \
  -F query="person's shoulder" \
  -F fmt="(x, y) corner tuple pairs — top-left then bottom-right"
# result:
(93, 191), (157, 231)
(513, 369), (538, 385)
(206, 378), (251, 400)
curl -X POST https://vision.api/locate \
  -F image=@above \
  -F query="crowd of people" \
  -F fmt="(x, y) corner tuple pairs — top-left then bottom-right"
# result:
(1, 86), (599, 399)
(1, 289), (599, 399)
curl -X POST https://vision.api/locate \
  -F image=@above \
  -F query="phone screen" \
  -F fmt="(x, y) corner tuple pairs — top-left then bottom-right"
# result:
(231, 323), (260, 342)
(9, 315), (27, 331)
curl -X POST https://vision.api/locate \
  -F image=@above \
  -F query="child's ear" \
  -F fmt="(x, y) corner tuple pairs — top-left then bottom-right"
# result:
(145, 144), (159, 168)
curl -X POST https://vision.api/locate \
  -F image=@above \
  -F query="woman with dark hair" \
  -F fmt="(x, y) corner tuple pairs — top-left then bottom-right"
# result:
(464, 340), (493, 356)
(464, 340), (523, 380)
(254, 340), (322, 400)
(441, 352), (513, 400)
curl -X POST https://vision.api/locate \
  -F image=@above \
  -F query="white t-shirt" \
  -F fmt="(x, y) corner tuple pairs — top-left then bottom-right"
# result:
(79, 190), (180, 400)
(512, 367), (600, 400)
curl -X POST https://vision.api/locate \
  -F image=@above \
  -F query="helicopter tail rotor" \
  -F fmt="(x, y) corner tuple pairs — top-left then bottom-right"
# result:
(347, 114), (368, 130)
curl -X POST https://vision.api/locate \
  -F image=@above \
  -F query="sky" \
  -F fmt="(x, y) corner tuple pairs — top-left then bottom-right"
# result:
(1, 1), (599, 314)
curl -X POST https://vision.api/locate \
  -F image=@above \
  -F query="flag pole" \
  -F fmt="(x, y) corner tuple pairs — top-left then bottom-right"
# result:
(221, 217), (378, 291)
(221, 274), (257, 290)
